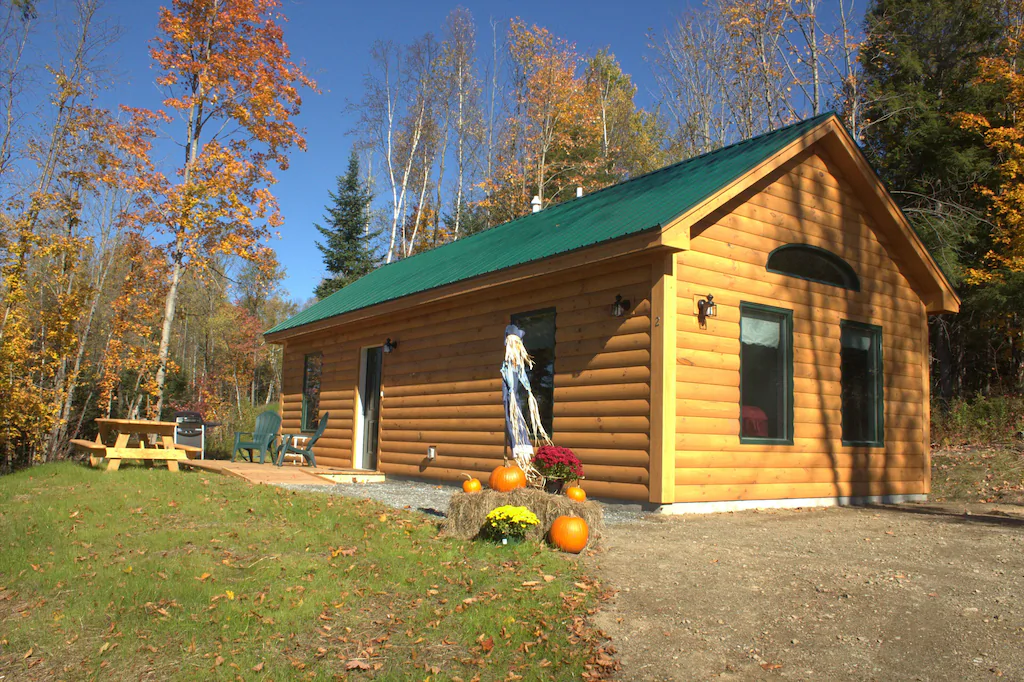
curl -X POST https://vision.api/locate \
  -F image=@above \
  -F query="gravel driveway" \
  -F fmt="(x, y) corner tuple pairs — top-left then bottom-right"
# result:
(280, 478), (650, 524)
(592, 507), (1024, 681)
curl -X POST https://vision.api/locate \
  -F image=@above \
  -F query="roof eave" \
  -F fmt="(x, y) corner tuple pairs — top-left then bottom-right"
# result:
(263, 227), (683, 343)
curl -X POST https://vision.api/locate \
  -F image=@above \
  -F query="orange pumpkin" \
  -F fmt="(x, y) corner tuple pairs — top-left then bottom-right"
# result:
(462, 475), (482, 493)
(489, 463), (527, 492)
(565, 485), (586, 502)
(548, 515), (589, 554)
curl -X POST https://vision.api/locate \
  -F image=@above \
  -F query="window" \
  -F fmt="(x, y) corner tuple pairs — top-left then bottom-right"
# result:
(841, 321), (884, 445)
(510, 308), (556, 436)
(766, 244), (860, 291)
(739, 303), (793, 443)
(301, 352), (323, 432)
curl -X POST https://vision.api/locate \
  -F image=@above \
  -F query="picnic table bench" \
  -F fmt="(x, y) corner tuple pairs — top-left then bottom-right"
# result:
(71, 418), (200, 471)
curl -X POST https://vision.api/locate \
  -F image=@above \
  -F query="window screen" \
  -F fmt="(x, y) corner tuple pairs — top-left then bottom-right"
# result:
(510, 308), (556, 436)
(767, 244), (860, 291)
(841, 322), (883, 445)
(739, 304), (793, 443)
(301, 352), (323, 432)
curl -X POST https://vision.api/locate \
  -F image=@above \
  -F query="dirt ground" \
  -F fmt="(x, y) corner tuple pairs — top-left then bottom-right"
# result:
(592, 506), (1024, 681)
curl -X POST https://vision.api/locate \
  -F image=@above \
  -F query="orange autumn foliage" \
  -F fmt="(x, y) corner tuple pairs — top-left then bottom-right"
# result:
(147, 0), (316, 414)
(480, 19), (603, 223)
(99, 235), (173, 420)
(0, 87), (161, 463)
(955, 3), (1024, 283)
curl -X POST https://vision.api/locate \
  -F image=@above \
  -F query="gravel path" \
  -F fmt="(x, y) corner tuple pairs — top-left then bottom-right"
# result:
(593, 507), (1024, 681)
(279, 478), (649, 524)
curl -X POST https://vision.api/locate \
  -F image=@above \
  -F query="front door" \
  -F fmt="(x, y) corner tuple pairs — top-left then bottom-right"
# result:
(359, 346), (383, 470)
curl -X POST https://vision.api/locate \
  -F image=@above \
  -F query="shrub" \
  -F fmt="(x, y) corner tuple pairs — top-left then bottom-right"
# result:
(206, 401), (280, 459)
(932, 394), (1024, 446)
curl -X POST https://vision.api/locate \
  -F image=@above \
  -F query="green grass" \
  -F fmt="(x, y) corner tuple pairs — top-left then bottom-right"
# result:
(931, 446), (1024, 504)
(0, 463), (606, 680)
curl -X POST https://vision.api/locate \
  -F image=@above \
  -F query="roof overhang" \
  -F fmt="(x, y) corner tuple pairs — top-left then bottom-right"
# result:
(660, 116), (960, 315)
(264, 230), (686, 343)
(269, 115), (958, 344)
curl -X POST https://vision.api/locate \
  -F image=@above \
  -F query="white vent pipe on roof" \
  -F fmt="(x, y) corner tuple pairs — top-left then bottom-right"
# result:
(531, 195), (542, 213)
(576, 186), (583, 198)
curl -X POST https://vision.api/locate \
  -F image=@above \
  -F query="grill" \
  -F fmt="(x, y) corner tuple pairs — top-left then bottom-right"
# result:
(174, 411), (207, 459)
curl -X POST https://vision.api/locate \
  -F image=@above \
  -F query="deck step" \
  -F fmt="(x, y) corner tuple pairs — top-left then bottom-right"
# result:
(312, 471), (386, 485)
(178, 459), (385, 486)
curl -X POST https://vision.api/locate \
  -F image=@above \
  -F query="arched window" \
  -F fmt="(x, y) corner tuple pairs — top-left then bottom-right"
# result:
(766, 244), (860, 292)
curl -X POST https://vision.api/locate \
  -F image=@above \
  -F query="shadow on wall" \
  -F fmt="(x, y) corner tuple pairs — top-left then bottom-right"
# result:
(689, 142), (908, 504)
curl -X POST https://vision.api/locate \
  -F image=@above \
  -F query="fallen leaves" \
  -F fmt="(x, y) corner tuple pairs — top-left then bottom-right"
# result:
(479, 635), (495, 653)
(1, 467), (615, 682)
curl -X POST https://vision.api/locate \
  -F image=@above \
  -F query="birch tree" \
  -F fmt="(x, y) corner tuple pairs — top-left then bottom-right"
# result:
(649, 11), (733, 156)
(442, 8), (480, 237)
(354, 37), (438, 263)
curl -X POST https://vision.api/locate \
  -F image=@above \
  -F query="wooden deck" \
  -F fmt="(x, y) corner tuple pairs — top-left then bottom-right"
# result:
(179, 459), (385, 486)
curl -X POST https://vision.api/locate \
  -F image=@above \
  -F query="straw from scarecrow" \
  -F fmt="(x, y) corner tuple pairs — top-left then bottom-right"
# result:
(501, 324), (552, 485)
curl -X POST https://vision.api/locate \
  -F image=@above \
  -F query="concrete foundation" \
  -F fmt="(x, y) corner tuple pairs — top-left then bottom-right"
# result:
(655, 494), (928, 515)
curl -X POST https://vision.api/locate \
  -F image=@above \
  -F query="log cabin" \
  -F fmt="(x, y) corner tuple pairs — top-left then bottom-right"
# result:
(265, 113), (959, 512)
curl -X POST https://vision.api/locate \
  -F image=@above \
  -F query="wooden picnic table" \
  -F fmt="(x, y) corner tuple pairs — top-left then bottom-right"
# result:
(71, 418), (200, 471)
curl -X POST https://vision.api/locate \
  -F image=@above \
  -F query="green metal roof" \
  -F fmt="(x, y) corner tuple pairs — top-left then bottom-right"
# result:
(268, 112), (836, 336)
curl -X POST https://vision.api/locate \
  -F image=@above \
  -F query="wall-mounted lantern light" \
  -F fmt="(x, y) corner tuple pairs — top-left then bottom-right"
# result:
(383, 338), (398, 353)
(427, 445), (437, 461)
(611, 294), (631, 317)
(697, 294), (716, 329)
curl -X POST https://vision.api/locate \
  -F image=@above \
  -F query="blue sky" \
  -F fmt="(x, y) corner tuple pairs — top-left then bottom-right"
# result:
(90, 0), (700, 302)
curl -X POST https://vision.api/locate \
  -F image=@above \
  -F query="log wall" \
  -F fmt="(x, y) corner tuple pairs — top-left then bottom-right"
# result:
(280, 254), (654, 501)
(674, 148), (930, 503)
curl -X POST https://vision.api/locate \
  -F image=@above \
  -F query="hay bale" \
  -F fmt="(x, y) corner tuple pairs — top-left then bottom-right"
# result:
(441, 487), (604, 548)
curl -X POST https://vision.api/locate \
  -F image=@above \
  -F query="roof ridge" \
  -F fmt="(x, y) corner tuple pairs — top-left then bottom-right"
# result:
(268, 112), (840, 336)
(311, 112), (839, 290)
(550, 111), (838, 206)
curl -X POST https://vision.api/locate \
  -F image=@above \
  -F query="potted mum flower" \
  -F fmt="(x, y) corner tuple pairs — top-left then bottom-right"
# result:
(533, 445), (584, 493)
(482, 505), (539, 545)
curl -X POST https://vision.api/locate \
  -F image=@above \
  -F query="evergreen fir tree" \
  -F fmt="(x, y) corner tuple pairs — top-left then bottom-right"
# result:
(314, 151), (377, 299)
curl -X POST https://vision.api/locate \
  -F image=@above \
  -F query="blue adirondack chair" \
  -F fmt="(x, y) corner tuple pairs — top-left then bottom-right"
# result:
(276, 412), (329, 467)
(231, 411), (282, 464)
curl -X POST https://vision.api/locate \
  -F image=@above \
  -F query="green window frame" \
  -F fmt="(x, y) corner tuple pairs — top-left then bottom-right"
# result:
(840, 321), (884, 447)
(510, 307), (556, 437)
(301, 352), (323, 432)
(739, 302), (794, 445)
(766, 244), (861, 292)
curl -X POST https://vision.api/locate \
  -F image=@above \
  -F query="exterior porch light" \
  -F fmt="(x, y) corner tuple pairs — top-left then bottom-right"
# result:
(697, 294), (716, 329)
(383, 338), (398, 353)
(611, 294), (631, 317)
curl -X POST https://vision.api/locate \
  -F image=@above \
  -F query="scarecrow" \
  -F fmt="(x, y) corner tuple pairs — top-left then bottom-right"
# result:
(501, 324), (551, 482)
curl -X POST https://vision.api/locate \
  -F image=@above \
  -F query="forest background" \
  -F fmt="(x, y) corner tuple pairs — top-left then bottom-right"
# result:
(2, 0), (1022, 470)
